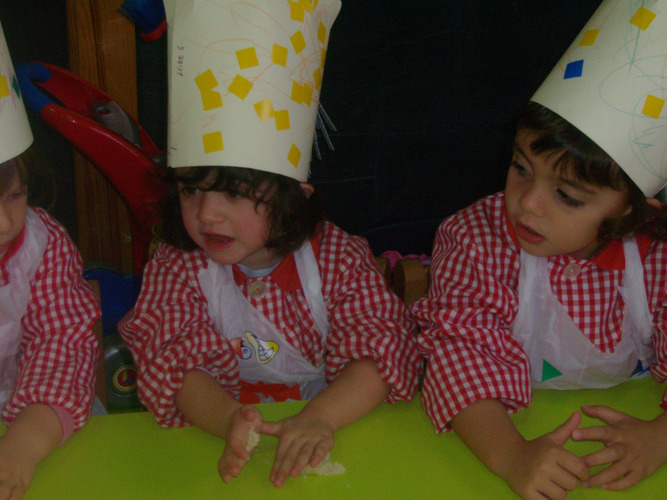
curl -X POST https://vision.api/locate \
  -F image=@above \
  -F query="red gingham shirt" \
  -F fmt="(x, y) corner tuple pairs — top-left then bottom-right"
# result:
(1, 208), (100, 431)
(413, 192), (667, 433)
(120, 222), (421, 428)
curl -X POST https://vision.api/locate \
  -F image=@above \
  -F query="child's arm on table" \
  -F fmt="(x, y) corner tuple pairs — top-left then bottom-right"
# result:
(262, 358), (389, 488)
(175, 368), (262, 482)
(450, 398), (589, 500)
(0, 404), (62, 500)
(572, 405), (667, 490)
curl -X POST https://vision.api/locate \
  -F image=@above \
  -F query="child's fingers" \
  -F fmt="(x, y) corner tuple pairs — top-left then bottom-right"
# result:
(581, 442), (626, 468)
(260, 420), (282, 437)
(240, 404), (262, 424)
(580, 405), (625, 425)
(271, 439), (314, 487)
(598, 469), (642, 491)
(548, 411), (582, 447)
(557, 451), (590, 484)
(582, 460), (633, 489)
(572, 423), (613, 443)
(309, 442), (330, 467)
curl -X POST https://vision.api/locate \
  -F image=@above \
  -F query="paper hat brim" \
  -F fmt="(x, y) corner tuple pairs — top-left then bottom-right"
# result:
(0, 20), (33, 165)
(531, 0), (667, 196)
(165, 0), (341, 182)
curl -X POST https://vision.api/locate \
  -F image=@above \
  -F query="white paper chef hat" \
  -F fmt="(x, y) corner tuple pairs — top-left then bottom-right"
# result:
(0, 19), (33, 165)
(531, 0), (667, 196)
(164, 0), (342, 182)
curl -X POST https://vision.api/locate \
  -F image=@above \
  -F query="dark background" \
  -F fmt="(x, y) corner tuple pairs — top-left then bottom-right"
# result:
(0, 0), (603, 258)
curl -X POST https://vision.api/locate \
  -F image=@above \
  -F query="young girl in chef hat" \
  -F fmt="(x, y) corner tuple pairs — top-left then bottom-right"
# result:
(413, 1), (667, 498)
(119, 0), (421, 488)
(0, 18), (100, 499)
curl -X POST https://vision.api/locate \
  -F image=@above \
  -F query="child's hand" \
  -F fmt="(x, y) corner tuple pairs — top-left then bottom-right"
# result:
(261, 412), (335, 487)
(218, 405), (263, 483)
(573, 405), (667, 491)
(502, 412), (589, 500)
(0, 437), (35, 500)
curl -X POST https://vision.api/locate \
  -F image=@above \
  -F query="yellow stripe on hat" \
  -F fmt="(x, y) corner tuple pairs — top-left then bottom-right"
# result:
(0, 75), (9, 98)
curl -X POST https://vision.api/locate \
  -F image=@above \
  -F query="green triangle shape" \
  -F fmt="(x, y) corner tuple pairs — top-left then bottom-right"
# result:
(12, 74), (21, 98)
(541, 360), (562, 381)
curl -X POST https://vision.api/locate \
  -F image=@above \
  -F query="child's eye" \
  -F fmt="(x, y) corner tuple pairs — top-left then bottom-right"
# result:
(226, 189), (243, 199)
(179, 185), (199, 197)
(9, 190), (26, 201)
(511, 161), (529, 177)
(556, 189), (584, 207)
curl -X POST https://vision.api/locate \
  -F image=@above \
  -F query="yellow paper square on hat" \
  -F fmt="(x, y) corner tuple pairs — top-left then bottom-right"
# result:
(274, 109), (290, 130)
(228, 75), (253, 100)
(254, 98), (275, 122)
(203, 131), (224, 153)
(579, 29), (599, 47)
(237, 47), (259, 69)
(272, 45), (288, 66)
(317, 21), (327, 44)
(642, 95), (665, 120)
(629, 7), (656, 31)
(290, 31), (306, 54)
(288, 144), (301, 167)
(290, 1), (304, 22)
(0, 75), (9, 98)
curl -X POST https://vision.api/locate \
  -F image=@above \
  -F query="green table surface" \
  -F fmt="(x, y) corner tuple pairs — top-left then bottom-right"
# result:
(8, 377), (666, 499)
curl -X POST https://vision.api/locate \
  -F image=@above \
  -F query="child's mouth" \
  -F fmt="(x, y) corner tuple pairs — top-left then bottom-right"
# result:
(203, 233), (234, 246)
(515, 222), (545, 244)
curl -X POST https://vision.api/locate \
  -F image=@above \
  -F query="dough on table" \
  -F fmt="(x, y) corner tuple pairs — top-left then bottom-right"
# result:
(246, 429), (260, 452)
(245, 430), (345, 475)
(301, 453), (346, 476)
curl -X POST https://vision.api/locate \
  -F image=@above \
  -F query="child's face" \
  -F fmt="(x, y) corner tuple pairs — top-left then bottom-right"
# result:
(178, 178), (277, 269)
(504, 129), (631, 259)
(0, 169), (28, 260)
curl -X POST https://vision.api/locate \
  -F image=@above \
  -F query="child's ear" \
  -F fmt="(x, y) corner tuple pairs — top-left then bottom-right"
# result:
(300, 183), (315, 199)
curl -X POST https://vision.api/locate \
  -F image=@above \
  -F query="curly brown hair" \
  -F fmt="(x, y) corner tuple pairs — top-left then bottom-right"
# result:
(157, 166), (325, 257)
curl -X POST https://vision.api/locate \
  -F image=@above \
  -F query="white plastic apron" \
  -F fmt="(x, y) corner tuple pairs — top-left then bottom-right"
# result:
(511, 238), (654, 390)
(198, 241), (328, 402)
(0, 209), (48, 408)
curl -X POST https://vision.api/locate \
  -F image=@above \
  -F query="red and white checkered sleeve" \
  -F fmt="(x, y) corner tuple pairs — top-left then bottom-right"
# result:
(119, 244), (239, 428)
(412, 197), (532, 432)
(2, 211), (100, 431)
(645, 241), (667, 409)
(319, 223), (422, 403)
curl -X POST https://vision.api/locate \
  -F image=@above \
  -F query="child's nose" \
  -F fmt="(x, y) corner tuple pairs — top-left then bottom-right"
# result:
(519, 184), (546, 216)
(197, 191), (226, 223)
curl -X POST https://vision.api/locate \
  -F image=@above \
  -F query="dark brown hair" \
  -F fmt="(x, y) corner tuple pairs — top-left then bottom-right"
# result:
(516, 102), (667, 243)
(0, 145), (56, 210)
(0, 155), (28, 196)
(157, 166), (325, 257)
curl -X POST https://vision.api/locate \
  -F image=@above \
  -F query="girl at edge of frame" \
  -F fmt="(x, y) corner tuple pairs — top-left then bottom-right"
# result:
(119, 164), (422, 487)
(413, 101), (667, 499)
(0, 147), (100, 499)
